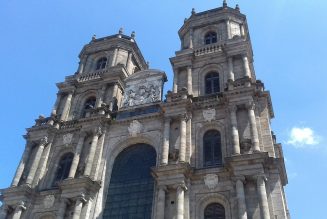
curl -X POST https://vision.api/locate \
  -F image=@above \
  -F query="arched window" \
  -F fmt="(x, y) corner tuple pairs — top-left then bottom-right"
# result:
(203, 130), (222, 167)
(82, 97), (96, 117)
(205, 32), (217, 45)
(204, 203), (225, 219)
(53, 153), (74, 186)
(96, 57), (107, 70)
(205, 72), (220, 94)
(103, 144), (156, 218)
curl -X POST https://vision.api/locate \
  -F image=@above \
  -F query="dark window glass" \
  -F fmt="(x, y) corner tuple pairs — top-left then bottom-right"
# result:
(103, 144), (156, 219)
(204, 203), (225, 219)
(83, 97), (96, 117)
(203, 130), (222, 167)
(205, 72), (220, 94)
(96, 57), (107, 70)
(205, 32), (218, 45)
(53, 153), (74, 186)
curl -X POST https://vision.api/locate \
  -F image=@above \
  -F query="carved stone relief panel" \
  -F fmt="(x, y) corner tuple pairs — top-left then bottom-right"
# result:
(122, 70), (165, 108)
(204, 174), (219, 190)
(203, 109), (216, 122)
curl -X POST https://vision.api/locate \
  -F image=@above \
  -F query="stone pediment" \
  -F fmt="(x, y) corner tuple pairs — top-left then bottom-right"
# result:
(125, 69), (167, 82)
(122, 69), (167, 108)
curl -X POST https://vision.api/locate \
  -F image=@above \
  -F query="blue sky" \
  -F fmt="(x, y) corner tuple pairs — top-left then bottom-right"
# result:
(0, 0), (326, 218)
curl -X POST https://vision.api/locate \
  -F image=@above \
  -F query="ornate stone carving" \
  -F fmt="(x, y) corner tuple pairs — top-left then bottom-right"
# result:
(94, 127), (103, 136)
(202, 109), (216, 122)
(63, 133), (73, 145)
(123, 82), (161, 107)
(204, 174), (219, 190)
(43, 195), (55, 208)
(40, 136), (48, 145)
(122, 70), (165, 108)
(128, 120), (143, 137)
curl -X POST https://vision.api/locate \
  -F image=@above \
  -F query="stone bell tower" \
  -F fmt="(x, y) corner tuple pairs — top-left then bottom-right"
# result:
(0, 2), (289, 219)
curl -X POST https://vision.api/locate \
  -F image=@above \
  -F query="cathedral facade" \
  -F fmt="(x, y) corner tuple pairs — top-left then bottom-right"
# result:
(0, 2), (290, 219)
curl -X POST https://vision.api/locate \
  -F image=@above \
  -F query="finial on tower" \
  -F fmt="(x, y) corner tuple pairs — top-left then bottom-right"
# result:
(131, 31), (135, 42)
(235, 4), (240, 11)
(118, 27), (123, 38)
(119, 27), (123, 35)
(191, 8), (196, 15)
(223, 0), (227, 8)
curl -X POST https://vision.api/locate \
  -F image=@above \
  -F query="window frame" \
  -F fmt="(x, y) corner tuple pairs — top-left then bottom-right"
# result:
(52, 152), (74, 186)
(96, 57), (108, 70)
(203, 130), (222, 168)
(205, 72), (220, 95)
(204, 32), (218, 45)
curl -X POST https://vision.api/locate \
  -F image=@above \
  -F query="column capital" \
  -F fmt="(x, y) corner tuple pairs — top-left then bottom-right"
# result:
(39, 136), (49, 146)
(60, 197), (71, 205)
(75, 193), (87, 204)
(164, 117), (172, 123)
(93, 127), (103, 136)
(228, 105), (238, 113)
(256, 175), (267, 183)
(246, 101), (255, 110)
(158, 185), (168, 192)
(232, 175), (246, 183)
(15, 201), (27, 211)
(174, 183), (188, 191)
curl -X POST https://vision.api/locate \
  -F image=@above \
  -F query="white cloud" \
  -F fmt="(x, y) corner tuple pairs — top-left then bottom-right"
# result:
(286, 127), (321, 148)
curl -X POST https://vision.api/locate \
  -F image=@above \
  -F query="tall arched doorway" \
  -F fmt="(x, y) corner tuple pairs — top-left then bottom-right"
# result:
(103, 144), (156, 218)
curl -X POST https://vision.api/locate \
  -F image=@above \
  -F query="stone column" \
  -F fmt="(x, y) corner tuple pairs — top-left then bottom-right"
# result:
(57, 198), (69, 219)
(68, 132), (86, 178)
(156, 186), (167, 219)
(32, 139), (53, 186)
(126, 51), (133, 71)
(84, 128), (102, 177)
(173, 70), (178, 93)
(11, 142), (31, 186)
(12, 202), (26, 219)
(161, 118), (171, 165)
(179, 116), (187, 163)
(93, 131), (106, 180)
(51, 93), (61, 115)
(78, 56), (87, 74)
(60, 91), (73, 121)
(229, 106), (240, 155)
(257, 176), (270, 219)
(240, 24), (245, 37)
(111, 48), (118, 66)
(187, 66), (192, 95)
(176, 184), (186, 219)
(109, 83), (119, 111)
(247, 102), (260, 152)
(242, 54), (251, 78)
(72, 194), (86, 219)
(226, 19), (231, 39)
(189, 29), (193, 49)
(26, 136), (48, 185)
(228, 57), (235, 82)
(236, 177), (248, 219)
(96, 85), (107, 108)
(186, 116), (192, 163)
